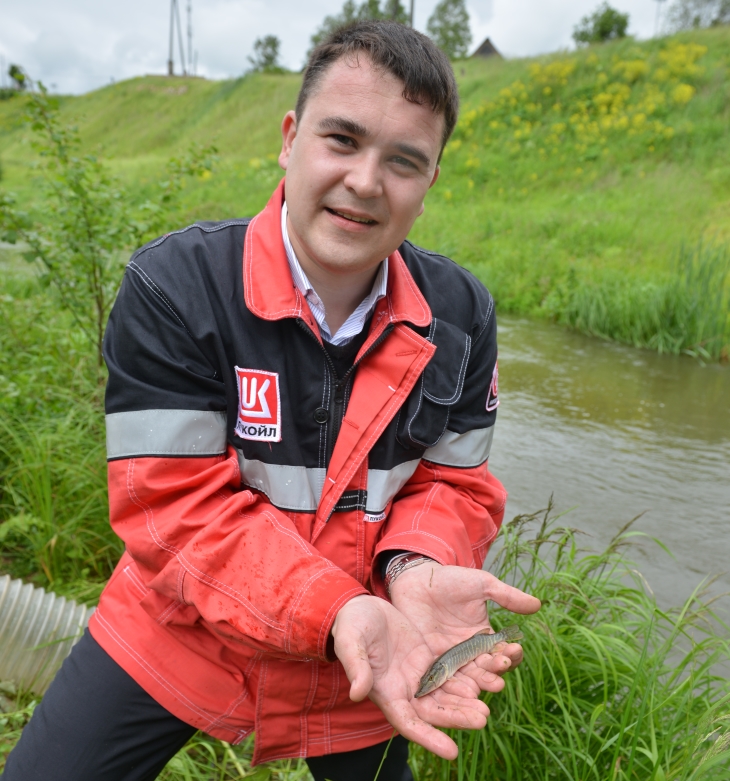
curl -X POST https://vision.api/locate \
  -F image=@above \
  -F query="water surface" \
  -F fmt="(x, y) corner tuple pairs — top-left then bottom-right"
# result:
(489, 315), (730, 611)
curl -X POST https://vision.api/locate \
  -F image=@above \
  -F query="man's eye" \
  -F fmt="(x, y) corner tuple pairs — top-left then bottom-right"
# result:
(392, 156), (417, 169)
(331, 134), (354, 147)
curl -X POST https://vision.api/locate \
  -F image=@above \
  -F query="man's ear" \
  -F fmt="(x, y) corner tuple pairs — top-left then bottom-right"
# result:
(279, 110), (298, 171)
(418, 165), (441, 216)
(429, 165), (441, 189)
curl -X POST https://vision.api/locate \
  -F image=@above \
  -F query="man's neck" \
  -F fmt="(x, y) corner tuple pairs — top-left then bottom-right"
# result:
(286, 214), (380, 335)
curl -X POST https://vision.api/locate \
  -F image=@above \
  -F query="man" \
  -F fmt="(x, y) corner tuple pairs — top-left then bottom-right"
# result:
(3, 20), (540, 781)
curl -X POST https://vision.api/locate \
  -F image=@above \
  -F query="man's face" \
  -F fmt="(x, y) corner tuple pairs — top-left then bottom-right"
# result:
(279, 56), (443, 282)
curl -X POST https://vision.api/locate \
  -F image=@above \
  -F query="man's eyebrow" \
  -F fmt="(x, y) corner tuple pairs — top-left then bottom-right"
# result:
(317, 116), (369, 138)
(394, 142), (431, 169)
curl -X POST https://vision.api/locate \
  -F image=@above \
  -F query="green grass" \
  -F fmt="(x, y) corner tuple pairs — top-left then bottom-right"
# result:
(410, 506), (730, 780)
(0, 266), (118, 603)
(2, 27), (729, 357)
(2, 503), (728, 779)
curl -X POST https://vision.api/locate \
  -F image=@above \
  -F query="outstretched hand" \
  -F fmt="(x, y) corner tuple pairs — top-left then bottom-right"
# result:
(389, 562), (541, 695)
(331, 594), (490, 760)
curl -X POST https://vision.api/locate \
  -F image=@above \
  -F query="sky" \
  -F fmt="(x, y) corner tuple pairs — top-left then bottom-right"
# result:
(0, 0), (670, 95)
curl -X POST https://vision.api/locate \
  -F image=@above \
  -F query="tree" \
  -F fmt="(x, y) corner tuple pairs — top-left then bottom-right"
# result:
(247, 35), (283, 73)
(309, 0), (409, 51)
(383, 0), (409, 23)
(426, 0), (472, 60)
(0, 84), (217, 370)
(666, 0), (730, 30)
(572, 3), (630, 45)
(8, 64), (26, 91)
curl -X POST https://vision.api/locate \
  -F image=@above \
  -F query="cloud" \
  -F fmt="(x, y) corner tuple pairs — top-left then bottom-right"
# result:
(0, 0), (669, 95)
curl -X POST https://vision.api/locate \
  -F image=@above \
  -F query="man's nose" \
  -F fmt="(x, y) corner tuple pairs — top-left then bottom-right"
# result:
(342, 151), (383, 200)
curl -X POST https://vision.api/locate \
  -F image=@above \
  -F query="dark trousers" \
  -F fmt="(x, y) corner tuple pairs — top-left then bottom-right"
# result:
(1, 630), (411, 781)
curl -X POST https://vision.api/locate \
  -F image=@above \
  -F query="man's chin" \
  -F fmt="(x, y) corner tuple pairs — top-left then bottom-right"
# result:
(311, 236), (391, 274)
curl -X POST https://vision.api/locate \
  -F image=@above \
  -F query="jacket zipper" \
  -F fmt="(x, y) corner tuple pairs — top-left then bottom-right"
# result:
(296, 319), (394, 468)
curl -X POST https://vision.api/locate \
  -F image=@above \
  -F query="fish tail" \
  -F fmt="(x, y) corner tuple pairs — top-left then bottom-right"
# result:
(502, 625), (524, 643)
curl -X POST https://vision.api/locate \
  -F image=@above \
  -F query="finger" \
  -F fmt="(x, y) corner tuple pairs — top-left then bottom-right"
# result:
(334, 638), (374, 702)
(501, 642), (524, 668)
(440, 672), (481, 699)
(481, 571), (541, 614)
(377, 697), (459, 760)
(456, 660), (506, 693)
(474, 650), (513, 675)
(414, 691), (489, 730)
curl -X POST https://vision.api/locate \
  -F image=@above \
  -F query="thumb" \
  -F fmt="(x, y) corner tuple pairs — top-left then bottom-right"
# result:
(335, 636), (374, 702)
(481, 571), (541, 615)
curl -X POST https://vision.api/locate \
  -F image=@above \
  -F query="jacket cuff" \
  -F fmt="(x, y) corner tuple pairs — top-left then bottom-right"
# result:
(287, 567), (368, 662)
(371, 534), (463, 599)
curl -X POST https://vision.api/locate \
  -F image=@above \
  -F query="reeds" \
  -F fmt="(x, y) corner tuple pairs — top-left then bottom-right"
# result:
(553, 239), (730, 360)
(0, 405), (120, 602)
(410, 506), (730, 780)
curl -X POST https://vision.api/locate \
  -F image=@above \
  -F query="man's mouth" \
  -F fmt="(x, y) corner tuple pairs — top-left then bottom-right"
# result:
(325, 207), (377, 225)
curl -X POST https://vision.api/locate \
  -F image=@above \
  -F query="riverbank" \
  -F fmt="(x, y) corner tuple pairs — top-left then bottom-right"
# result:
(1, 27), (729, 358)
(2, 504), (729, 778)
(0, 252), (729, 777)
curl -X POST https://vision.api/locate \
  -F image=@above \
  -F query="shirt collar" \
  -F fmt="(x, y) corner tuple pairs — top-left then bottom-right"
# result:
(281, 201), (388, 344)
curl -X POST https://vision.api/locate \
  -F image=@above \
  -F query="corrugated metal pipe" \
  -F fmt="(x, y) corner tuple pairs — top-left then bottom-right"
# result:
(0, 574), (94, 695)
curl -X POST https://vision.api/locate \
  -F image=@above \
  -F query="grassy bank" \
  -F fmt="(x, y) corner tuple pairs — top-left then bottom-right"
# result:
(2, 503), (729, 779)
(1, 27), (729, 357)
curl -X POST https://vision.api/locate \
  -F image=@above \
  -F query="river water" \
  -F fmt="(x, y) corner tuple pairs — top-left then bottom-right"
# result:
(489, 315), (730, 613)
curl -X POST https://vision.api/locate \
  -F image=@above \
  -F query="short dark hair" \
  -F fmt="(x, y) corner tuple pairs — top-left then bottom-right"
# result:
(296, 21), (459, 155)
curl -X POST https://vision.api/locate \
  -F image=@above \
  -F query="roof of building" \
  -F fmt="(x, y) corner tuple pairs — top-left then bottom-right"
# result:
(472, 37), (502, 58)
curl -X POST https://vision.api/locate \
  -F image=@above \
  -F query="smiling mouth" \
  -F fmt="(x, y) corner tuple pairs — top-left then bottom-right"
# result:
(326, 207), (377, 225)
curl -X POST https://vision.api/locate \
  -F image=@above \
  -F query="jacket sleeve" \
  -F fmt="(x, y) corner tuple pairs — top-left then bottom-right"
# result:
(371, 303), (505, 597)
(104, 261), (367, 661)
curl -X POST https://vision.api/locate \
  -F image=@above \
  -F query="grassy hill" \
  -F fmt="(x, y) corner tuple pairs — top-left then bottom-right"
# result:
(1, 25), (729, 357)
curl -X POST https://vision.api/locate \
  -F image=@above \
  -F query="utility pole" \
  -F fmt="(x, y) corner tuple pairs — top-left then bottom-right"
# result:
(168, 0), (175, 75)
(176, 0), (187, 75)
(187, 1), (193, 76)
(409, 0), (414, 26)
(168, 0), (187, 76)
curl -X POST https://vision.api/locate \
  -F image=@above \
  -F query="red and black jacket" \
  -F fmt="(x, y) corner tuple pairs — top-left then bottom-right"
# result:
(91, 180), (506, 763)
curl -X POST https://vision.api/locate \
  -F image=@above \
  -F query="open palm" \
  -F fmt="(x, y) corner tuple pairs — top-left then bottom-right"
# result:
(332, 594), (490, 760)
(389, 562), (541, 693)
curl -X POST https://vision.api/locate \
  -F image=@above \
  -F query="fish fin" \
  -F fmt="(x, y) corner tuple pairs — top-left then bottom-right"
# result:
(502, 624), (524, 643)
(474, 627), (493, 636)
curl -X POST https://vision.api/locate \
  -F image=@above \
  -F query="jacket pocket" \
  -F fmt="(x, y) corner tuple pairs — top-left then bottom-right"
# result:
(396, 319), (471, 449)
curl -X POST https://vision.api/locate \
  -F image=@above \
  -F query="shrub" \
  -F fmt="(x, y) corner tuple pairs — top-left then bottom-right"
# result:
(573, 3), (630, 46)
(0, 83), (217, 371)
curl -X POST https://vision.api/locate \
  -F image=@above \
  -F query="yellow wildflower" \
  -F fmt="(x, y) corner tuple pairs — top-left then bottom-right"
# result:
(613, 59), (649, 84)
(672, 83), (696, 105)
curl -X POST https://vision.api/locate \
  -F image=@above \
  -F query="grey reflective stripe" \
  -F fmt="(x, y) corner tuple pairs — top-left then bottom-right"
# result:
(422, 428), (494, 468)
(366, 460), (420, 514)
(237, 451), (326, 512)
(106, 410), (228, 459)
(236, 449), (421, 514)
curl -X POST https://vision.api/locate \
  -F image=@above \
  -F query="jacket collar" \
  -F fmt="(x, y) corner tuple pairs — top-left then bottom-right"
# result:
(243, 178), (432, 329)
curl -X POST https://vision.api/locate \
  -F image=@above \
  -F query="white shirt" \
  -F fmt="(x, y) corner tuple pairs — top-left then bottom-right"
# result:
(281, 202), (388, 346)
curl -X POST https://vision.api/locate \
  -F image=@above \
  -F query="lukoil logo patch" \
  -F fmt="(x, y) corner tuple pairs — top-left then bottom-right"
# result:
(486, 361), (499, 412)
(234, 367), (281, 442)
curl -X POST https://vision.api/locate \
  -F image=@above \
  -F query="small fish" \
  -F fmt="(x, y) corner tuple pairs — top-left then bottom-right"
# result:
(414, 625), (524, 698)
